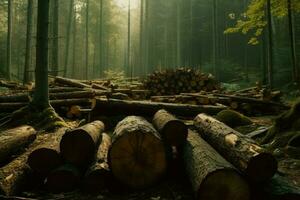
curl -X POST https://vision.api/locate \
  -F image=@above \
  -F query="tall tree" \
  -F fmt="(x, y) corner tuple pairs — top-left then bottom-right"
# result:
(98, 0), (103, 77)
(266, 0), (274, 88)
(51, 0), (59, 76)
(139, 0), (144, 75)
(85, 0), (89, 79)
(6, 0), (13, 80)
(176, 0), (181, 67)
(31, 0), (50, 108)
(63, 0), (74, 77)
(72, 4), (77, 78)
(128, 0), (131, 78)
(212, 0), (217, 78)
(23, 0), (34, 84)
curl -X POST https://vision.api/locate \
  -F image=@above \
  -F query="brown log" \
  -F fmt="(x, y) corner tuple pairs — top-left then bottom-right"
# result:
(45, 164), (80, 193)
(49, 91), (95, 100)
(83, 133), (111, 193)
(0, 93), (30, 103)
(49, 87), (85, 93)
(183, 130), (250, 200)
(152, 109), (188, 146)
(60, 121), (105, 167)
(27, 128), (67, 175)
(91, 83), (109, 91)
(54, 76), (91, 88)
(0, 133), (55, 196)
(108, 116), (167, 189)
(92, 98), (226, 118)
(0, 126), (36, 165)
(194, 114), (278, 182)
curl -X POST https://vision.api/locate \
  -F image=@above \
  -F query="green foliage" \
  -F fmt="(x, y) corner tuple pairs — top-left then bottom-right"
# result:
(225, 0), (300, 45)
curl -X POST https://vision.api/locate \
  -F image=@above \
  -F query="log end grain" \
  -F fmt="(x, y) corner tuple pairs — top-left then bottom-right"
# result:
(109, 131), (167, 189)
(247, 152), (278, 182)
(27, 148), (62, 175)
(197, 169), (250, 200)
(45, 164), (80, 193)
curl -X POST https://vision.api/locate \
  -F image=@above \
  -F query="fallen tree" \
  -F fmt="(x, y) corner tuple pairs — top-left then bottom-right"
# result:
(194, 114), (277, 182)
(183, 130), (250, 200)
(108, 116), (167, 189)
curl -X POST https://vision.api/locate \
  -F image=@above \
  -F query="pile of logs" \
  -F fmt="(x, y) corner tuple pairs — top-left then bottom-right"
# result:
(1, 110), (298, 199)
(143, 68), (220, 96)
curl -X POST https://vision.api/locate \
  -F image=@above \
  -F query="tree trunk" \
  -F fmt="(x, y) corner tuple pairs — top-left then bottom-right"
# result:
(6, 0), (13, 81)
(194, 113), (277, 182)
(139, 0), (144, 75)
(92, 98), (226, 118)
(212, 0), (217, 78)
(127, 0), (131, 77)
(27, 128), (66, 175)
(51, 0), (59, 76)
(63, 0), (74, 77)
(266, 0), (274, 88)
(71, 4), (77, 78)
(23, 0), (34, 84)
(31, 0), (50, 109)
(183, 130), (250, 200)
(98, 0), (103, 77)
(152, 109), (188, 146)
(0, 126), (36, 165)
(108, 116), (167, 189)
(85, 0), (89, 79)
(176, 0), (181, 67)
(83, 133), (111, 193)
(60, 121), (105, 167)
(45, 164), (80, 193)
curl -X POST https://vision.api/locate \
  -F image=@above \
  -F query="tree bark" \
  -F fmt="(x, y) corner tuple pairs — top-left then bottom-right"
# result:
(27, 128), (66, 175)
(6, 0), (13, 81)
(92, 98), (226, 118)
(23, 0), (34, 84)
(152, 109), (188, 146)
(51, 0), (59, 76)
(108, 116), (167, 189)
(45, 164), (80, 193)
(54, 76), (91, 88)
(83, 133), (111, 193)
(31, 0), (50, 109)
(266, 0), (274, 88)
(60, 121), (105, 167)
(194, 113), (277, 182)
(183, 130), (250, 200)
(0, 126), (36, 165)
(85, 0), (89, 79)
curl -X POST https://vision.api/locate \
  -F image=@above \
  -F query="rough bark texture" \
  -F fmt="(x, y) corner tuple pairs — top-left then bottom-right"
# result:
(45, 164), (80, 193)
(27, 128), (66, 175)
(194, 114), (277, 182)
(92, 98), (226, 118)
(0, 93), (30, 103)
(183, 130), (250, 200)
(54, 76), (91, 88)
(60, 121), (104, 167)
(108, 116), (167, 189)
(152, 109), (188, 146)
(83, 133), (111, 193)
(0, 126), (36, 165)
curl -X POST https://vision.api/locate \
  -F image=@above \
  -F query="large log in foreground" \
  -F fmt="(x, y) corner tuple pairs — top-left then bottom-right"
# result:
(27, 128), (66, 175)
(108, 116), (167, 189)
(60, 121), (105, 167)
(0, 126), (36, 165)
(153, 109), (188, 146)
(183, 130), (250, 200)
(92, 98), (226, 118)
(194, 114), (277, 182)
(83, 133), (111, 193)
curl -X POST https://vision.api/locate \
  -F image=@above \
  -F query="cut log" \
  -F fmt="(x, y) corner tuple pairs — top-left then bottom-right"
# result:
(183, 130), (250, 200)
(49, 91), (95, 100)
(108, 116), (167, 189)
(45, 164), (80, 193)
(152, 109), (188, 146)
(54, 76), (91, 88)
(60, 121), (105, 167)
(49, 87), (85, 93)
(194, 114), (278, 182)
(0, 93), (30, 103)
(0, 126), (36, 165)
(0, 133), (55, 196)
(92, 98), (226, 118)
(83, 133), (111, 193)
(27, 128), (66, 175)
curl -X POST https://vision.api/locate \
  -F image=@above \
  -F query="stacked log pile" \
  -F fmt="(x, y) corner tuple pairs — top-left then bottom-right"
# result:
(143, 68), (220, 96)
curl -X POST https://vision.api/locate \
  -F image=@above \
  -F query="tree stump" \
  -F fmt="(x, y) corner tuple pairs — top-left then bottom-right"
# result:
(152, 109), (188, 146)
(108, 116), (167, 189)
(194, 114), (277, 182)
(183, 130), (250, 200)
(60, 121), (105, 167)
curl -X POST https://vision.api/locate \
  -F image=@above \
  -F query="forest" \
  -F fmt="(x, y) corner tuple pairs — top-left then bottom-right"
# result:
(0, 0), (300, 200)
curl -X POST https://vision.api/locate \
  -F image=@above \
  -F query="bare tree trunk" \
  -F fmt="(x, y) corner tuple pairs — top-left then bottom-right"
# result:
(31, 0), (50, 109)
(98, 0), (103, 77)
(52, 0), (59, 76)
(212, 0), (217, 78)
(266, 0), (274, 88)
(85, 0), (89, 79)
(63, 0), (74, 77)
(127, 0), (131, 78)
(6, 0), (13, 81)
(72, 5), (77, 78)
(23, 0), (34, 84)
(139, 0), (144, 75)
(176, 0), (181, 67)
